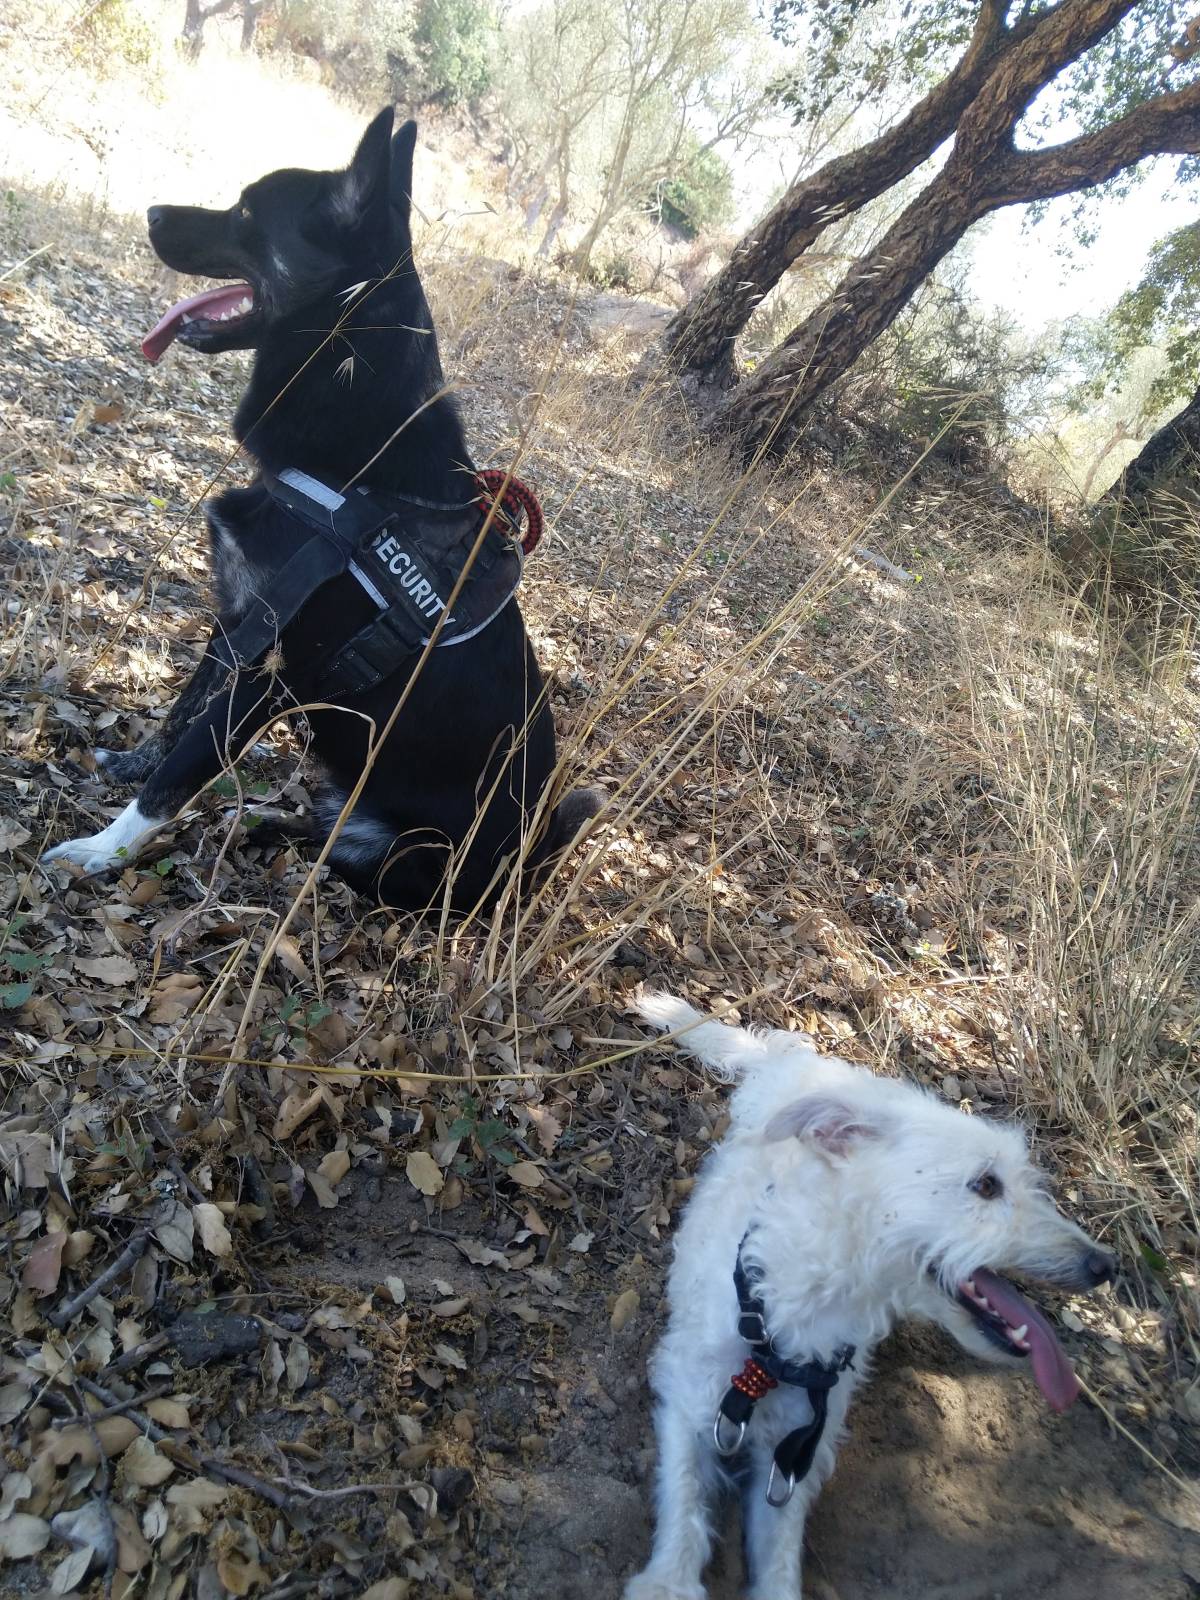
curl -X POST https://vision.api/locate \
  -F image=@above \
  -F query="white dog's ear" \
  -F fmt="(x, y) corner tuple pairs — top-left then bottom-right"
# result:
(764, 1095), (883, 1157)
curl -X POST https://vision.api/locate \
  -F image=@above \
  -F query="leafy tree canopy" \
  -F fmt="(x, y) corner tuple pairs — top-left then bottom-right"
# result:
(771, 2), (1200, 165)
(1108, 219), (1200, 407)
(652, 141), (735, 236)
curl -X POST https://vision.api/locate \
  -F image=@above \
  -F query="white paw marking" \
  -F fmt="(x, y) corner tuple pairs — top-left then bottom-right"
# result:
(42, 800), (166, 874)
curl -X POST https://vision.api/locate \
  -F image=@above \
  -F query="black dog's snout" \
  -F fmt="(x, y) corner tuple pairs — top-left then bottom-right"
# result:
(1083, 1249), (1116, 1288)
(147, 206), (166, 232)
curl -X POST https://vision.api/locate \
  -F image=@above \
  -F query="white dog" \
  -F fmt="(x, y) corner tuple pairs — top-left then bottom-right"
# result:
(626, 994), (1115, 1600)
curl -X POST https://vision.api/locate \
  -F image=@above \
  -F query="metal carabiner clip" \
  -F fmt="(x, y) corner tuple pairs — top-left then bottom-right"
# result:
(765, 1460), (796, 1508)
(713, 1412), (747, 1457)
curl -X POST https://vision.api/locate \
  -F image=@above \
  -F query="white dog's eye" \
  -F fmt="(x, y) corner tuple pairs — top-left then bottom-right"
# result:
(970, 1172), (1003, 1200)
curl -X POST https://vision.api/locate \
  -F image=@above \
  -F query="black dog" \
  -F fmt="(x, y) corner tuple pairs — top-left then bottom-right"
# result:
(43, 109), (598, 911)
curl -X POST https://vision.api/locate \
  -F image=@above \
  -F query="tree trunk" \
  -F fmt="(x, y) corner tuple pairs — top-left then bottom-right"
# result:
(180, 0), (238, 57)
(1081, 421), (1134, 502)
(569, 94), (638, 272)
(715, 50), (1200, 457)
(537, 152), (572, 259)
(181, 0), (205, 57)
(716, 166), (987, 454)
(1104, 388), (1200, 506)
(241, 0), (265, 50)
(661, 0), (1025, 384)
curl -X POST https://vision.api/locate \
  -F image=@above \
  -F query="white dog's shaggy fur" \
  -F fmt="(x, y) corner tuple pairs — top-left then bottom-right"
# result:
(626, 994), (1115, 1600)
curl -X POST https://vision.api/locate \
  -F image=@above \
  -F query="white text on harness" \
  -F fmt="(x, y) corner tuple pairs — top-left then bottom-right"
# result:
(370, 531), (453, 622)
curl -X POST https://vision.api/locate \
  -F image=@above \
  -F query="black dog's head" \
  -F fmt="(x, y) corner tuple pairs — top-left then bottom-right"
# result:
(142, 109), (463, 489)
(143, 107), (415, 362)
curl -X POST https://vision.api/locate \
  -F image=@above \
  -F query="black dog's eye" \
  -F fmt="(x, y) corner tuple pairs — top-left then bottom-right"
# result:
(238, 205), (253, 222)
(970, 1172), (1003, 1200)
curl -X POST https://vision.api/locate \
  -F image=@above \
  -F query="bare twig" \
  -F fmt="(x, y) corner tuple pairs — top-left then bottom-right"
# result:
(47, 1224), (152, 1330)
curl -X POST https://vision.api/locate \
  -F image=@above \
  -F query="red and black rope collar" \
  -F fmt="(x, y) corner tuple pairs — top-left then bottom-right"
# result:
(714, 1235), (855, 1507)
(474, 468), (543, 556)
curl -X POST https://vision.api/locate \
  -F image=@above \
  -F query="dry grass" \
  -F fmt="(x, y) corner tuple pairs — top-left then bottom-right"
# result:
(1, 0), (1198, 1520)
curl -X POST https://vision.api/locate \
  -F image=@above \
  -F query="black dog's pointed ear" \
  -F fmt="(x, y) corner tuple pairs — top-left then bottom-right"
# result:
(333, 106), (394, 230)
(390, 119), (418, 230)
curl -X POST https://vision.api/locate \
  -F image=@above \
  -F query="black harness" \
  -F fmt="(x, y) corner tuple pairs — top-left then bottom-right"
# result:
(212, 467), (524, 698)
(714, 1235), (855, 1507)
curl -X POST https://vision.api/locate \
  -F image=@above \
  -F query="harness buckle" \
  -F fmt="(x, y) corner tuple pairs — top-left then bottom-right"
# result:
(737, 1310), (770, 1345)
(713, 1412), (746, 1457)
(765, 1460), (796, 1508)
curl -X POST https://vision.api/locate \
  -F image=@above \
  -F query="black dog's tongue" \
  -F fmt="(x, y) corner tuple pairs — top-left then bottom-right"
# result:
(142, 283), (253, 363)
(972, 1268), (1080, 1413)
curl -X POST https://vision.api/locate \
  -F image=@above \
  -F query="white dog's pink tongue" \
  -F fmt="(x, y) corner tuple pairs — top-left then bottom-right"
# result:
(141, 283), (253, 363)
(972, 1268), (1080, 1413)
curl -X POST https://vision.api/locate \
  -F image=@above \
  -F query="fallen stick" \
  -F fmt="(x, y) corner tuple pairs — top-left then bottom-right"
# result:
(72, 1377), (294, 1511)
(48, 1226), (151, 1331)
(851, 544), (915, 583)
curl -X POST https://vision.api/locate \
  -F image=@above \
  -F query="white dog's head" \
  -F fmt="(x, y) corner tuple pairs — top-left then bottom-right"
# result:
(762, 1081), (1114, 1411)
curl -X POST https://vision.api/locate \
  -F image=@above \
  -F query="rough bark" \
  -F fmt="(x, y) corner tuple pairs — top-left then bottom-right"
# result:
(1105, 385), (1200, 505)
(717, 44), (1200, 456)
(662, 0), (1031, 383)
(715, 165), (989, 453)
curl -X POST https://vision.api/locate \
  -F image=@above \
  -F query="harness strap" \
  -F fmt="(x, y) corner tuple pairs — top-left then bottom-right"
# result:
(213, 531), (351, 673)
(714, 1233), (854, 1508)
(216, 468), (538, 699)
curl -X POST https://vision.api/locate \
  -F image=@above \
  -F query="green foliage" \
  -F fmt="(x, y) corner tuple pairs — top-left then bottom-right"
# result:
(264, 993), (335, 1049)
(585, 249), (638, 291)
(771, 2), (1199, 134)
(267, 0), (412, 94)
(653, 142), (733, 238)
(407, 0), (497, 106)
(771, 1), (1200, 231)
(869, 276), (1058, 466)
(448, 1095), (516, 1166)
(771, 0), (982, 125)
(500, 0), (766, 264)
(81, 0), (158, 72)
(1108, 220), (1200, 411)
(1, 916), (49, 1010)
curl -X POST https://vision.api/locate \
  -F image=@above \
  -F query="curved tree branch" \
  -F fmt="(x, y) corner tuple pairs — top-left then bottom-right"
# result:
(662, 1), (1045, 379)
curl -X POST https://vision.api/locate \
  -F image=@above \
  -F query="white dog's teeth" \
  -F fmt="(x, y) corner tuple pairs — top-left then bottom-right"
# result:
(1010, 1324), (1028, 1342)
(1014, 1337), (1031, 1351)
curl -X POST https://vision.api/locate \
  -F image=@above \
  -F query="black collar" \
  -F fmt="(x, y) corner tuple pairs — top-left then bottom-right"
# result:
(715, 1234), (855, 1507)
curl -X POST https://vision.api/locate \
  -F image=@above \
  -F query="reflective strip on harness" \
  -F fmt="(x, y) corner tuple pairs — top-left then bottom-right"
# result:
(249, 466), (525, 700)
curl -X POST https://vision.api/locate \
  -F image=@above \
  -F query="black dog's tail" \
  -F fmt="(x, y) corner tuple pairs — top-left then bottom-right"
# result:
(529, 784), (606, 873)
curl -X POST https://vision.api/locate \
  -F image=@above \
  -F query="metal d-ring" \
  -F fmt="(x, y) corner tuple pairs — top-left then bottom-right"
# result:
(713, 1412), (746, 1457)
(765, 1460), (796, 1508)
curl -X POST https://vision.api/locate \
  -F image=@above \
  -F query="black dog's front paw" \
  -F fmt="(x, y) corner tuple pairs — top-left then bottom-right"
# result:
(95, 744), (160, 784)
